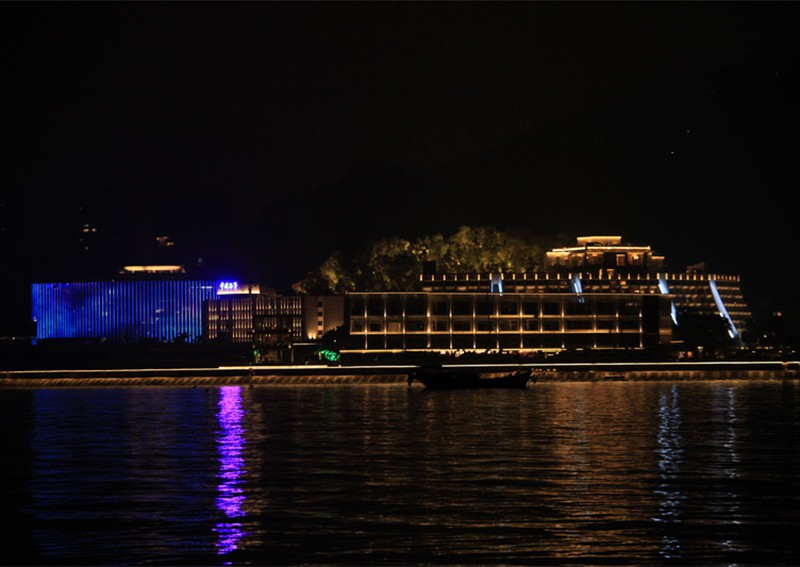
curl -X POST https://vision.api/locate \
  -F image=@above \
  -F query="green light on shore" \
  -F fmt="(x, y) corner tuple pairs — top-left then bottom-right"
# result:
(318, 349), (341, 363)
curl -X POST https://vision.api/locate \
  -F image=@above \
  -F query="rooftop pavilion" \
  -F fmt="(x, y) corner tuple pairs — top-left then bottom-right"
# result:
(545, 235), (665, 274)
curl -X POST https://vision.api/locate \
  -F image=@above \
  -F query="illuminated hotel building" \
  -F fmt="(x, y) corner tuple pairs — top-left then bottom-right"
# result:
(347, 291), (672, 352)
(204, 294), (344, 346)
(347, 236), (750, 354)
(543, 236), (750, 338)
(31, 265), (244, 344)
(204, 294), (303, 347)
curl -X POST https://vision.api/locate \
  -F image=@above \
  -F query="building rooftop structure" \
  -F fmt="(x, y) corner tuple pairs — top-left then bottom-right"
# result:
(545, 235), (665, 274)
(418, 235), (752, 346)
(119, 265), (186, 275)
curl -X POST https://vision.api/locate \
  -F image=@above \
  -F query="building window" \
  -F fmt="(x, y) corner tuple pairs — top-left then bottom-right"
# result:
(542, 335), (563, 348)
(432, 300), (449, 316)
(565, 301), (590, 315)
(619, 301), (640, 316)
(500, 300), (519, 315)
(476, 299), (494, 316)
(595, 302), (615, 315)
(543, 302), (560, 315)
(499, 335), (519, 349)
(499, 320), (519, 331)
(367, 297), (384, 316)
(350, 297), (365, 316)
(452, 300), (471, 316)
(523, 319), (539, 331)
(406, 296), (427, 315)
(543, 320), (561, 332)
(386, 299), (403, 316)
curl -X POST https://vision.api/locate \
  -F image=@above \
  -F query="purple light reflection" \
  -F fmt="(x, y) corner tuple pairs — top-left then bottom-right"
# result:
(214, 386), (248, 556)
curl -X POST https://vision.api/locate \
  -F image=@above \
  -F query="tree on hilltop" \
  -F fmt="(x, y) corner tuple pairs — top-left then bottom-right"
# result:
(292, 226), (568, 294)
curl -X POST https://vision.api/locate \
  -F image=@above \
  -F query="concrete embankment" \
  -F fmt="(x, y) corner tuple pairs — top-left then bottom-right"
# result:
(1, 361), (798, 388)
(0, 365), (411, 388)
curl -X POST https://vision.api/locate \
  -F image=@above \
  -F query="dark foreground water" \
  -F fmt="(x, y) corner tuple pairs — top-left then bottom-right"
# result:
(2, 379), (800, 566)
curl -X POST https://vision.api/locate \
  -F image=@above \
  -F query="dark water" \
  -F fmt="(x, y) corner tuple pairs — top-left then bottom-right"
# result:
(2, 380), (800, 565)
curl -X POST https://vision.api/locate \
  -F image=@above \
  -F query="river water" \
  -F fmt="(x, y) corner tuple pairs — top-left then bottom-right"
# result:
(2, 379), (800, 565)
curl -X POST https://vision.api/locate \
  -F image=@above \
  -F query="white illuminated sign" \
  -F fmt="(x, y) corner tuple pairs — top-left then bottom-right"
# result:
(217, 281), (260, 295)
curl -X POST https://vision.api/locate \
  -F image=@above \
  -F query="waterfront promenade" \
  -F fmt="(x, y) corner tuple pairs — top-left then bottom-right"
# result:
(1, 360), (798, 388)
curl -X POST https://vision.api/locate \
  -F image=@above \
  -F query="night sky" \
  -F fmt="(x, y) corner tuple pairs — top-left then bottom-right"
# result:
(2, 2), (800, 334)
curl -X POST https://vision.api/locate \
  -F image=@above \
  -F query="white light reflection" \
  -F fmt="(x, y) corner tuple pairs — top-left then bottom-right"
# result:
(719, 385), (742, 554)
(724, 386), (740, 474)
(214, 386), (248, 558)
(655, 384), (685, 560)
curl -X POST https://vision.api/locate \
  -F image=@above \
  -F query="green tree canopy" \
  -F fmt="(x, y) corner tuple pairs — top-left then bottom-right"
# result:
(292, 226), (568, 294)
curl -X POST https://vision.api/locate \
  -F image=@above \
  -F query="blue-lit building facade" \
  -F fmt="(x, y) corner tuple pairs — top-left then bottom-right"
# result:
(32, 277), (241, 344)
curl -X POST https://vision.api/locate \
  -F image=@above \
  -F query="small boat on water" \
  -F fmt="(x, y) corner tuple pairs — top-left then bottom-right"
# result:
(408, 366), (534, 390)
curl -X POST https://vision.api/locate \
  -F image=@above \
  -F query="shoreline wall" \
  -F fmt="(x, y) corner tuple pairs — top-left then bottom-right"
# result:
(1, 361), (797, 388)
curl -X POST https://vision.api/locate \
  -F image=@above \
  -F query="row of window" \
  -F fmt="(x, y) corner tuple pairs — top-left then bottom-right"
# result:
(351, 318), (641, 333)
(207, 312), (303, 342)
(348, 332), (643, 350)
(350, 297), (643, 317)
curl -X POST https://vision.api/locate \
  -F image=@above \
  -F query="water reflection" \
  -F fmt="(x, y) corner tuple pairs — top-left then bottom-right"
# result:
(8, 381), (800, 565)
(723, 386), (740, 482)
(713, 385), (742, 556)
(655, 384), (684, 559)
(214, 386), (248, 557)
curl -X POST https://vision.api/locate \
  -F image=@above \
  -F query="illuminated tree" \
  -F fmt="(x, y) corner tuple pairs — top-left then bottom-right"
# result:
(292, 226), (568, 294)
(291, 252), (354, 295)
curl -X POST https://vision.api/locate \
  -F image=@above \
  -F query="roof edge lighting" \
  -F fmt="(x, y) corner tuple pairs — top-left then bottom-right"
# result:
(576, 235), (623, 245)
(121, 265), (186, 274)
